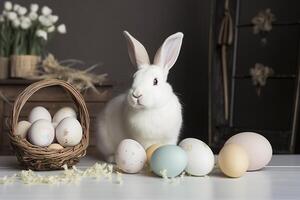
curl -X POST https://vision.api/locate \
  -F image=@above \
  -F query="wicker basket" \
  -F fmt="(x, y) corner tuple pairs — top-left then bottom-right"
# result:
(8, 79), (90, 171)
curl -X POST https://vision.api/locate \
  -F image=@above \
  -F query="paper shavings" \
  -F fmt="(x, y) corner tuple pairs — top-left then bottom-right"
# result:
(0, 162), (121, 185)
(0, 174), (17, 185)
(159, 169), (185, 184)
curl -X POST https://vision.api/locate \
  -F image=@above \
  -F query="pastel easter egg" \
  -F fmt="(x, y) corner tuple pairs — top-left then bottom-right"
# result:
(28, 106), (51, 123)
(15, 121), (31, 138)
(28, 119), (55, 147)
(55, 117), (83, 147)
(115, 139), (147, 173)
(179, 138), (214, 176)
(150, 145), (187, 178)
(52, 107), (77, 124)
(218, 143), (249, 178)
(146, 144), (162, 163)
(225, 132), (272, 171)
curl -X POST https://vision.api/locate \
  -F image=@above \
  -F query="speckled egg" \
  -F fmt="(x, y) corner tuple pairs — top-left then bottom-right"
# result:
(55, 117), (83, 147)
(225, 132), (272, 171)
(179, 138), (215, 176)
(115, 139), (147, 173)
(28, 119), (55, 147)
(28, 106), (52, 123)
(150, 145), (187, 178)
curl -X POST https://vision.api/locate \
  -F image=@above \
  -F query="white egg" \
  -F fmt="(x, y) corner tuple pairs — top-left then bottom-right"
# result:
(55, 117), (83, 147)
(179, 138), (215, 176)
(15, 121), (31, 138)
(28, 119), (55, 147)
(115, 139), (147, 173)
(28, 106), (51, 123)
(52, 107), (77, 124)
(52, 122), (58, 128)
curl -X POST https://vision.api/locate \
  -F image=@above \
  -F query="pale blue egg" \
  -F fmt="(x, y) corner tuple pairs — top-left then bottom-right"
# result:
(150, 145), (187, 178)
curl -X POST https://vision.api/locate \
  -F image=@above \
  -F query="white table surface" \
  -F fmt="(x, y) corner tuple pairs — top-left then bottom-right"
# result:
(0, 155), (300, 200)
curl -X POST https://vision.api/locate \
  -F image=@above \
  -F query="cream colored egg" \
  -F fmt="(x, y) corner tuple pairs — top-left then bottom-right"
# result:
(52, 107), (76, 124)
(48, 143), (64, 150)
(28, 106), (51, 123)
(116, 139), (147, 173)
(218, 143), (249, 178)
(55, 117), (83, 147)
(15, 121), (31, 138)
(28, 119), (55, 147)
(146, 144), (161, 163)
(225, 132), (272, 171)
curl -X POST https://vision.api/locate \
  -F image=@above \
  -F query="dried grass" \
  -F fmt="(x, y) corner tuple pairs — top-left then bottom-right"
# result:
(28, 54), (108, 93)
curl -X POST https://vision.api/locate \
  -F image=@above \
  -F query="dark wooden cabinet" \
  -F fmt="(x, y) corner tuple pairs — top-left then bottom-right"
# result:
(0, 79), (112, 155)
(209, 0), (300, 153)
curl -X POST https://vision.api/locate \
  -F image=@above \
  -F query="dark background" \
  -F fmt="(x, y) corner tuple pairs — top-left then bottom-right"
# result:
(1, 0), (211, 143)
(209, 0), (300, 153)
(2, 0), (300, 153)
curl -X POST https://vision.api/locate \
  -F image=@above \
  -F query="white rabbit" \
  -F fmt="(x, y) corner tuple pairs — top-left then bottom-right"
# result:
(96, 31), (184, 162)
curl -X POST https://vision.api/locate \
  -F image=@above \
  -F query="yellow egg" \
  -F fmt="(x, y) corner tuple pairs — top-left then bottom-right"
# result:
(146, 144), (162, 163)
(48, 143), (64, 150)
(218, 143), (249, 178)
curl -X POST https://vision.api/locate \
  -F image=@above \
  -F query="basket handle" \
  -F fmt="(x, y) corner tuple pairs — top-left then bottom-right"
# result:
(10, 79), (90, 145)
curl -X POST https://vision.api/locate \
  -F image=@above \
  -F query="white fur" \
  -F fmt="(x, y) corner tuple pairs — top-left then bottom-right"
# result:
(96, 31), (184, 162)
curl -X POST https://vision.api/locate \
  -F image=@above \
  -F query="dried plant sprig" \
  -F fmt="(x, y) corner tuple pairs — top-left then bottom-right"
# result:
(250, 63), (274, 95)
(252, 8), (276, 35)
(250, 63), (274, 87)
(28, 54), (108, 93)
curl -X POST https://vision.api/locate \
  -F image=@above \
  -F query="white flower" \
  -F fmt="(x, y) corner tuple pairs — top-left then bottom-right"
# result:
(30, 4), (39, 12)
(12, 18), (20, 28)
(2, 10), (8, 17)
(36, 29), (48, 40)
(29, 12), (38, 21)
(0, 15), (4, 22)
(7, 12), (17, 21)
(41, 6), (52, 16)
(4, 1), (12, 11)
(47, 26), (55, 33)
(38, 15), (52, 27)
(17, 7), (27, 16)
(49, 15), (58, 23)
(13, 4), (20, 11)
(20, 17), (31, 29)
(57, 24), (66, 34)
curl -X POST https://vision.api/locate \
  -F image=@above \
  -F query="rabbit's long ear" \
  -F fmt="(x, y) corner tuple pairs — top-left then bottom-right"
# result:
(123, 31), (150, 69)
(153, 32), (183, 71)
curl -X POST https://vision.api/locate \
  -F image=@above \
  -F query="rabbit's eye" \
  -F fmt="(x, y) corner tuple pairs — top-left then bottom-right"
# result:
(153, 78), (158, 86)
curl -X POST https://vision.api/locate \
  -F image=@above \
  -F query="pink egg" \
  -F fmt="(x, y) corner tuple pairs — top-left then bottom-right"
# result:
(225, 132), (272, 171)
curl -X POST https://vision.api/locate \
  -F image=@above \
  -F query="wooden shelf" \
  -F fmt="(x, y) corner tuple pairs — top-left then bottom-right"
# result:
(0, 78), (114, 87)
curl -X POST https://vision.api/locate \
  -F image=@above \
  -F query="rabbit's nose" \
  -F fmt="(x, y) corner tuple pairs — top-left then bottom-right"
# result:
(132, 92), (142, 99)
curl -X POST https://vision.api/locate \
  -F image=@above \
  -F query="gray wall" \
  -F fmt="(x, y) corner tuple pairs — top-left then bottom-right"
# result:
(2, 0), (211, 142)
